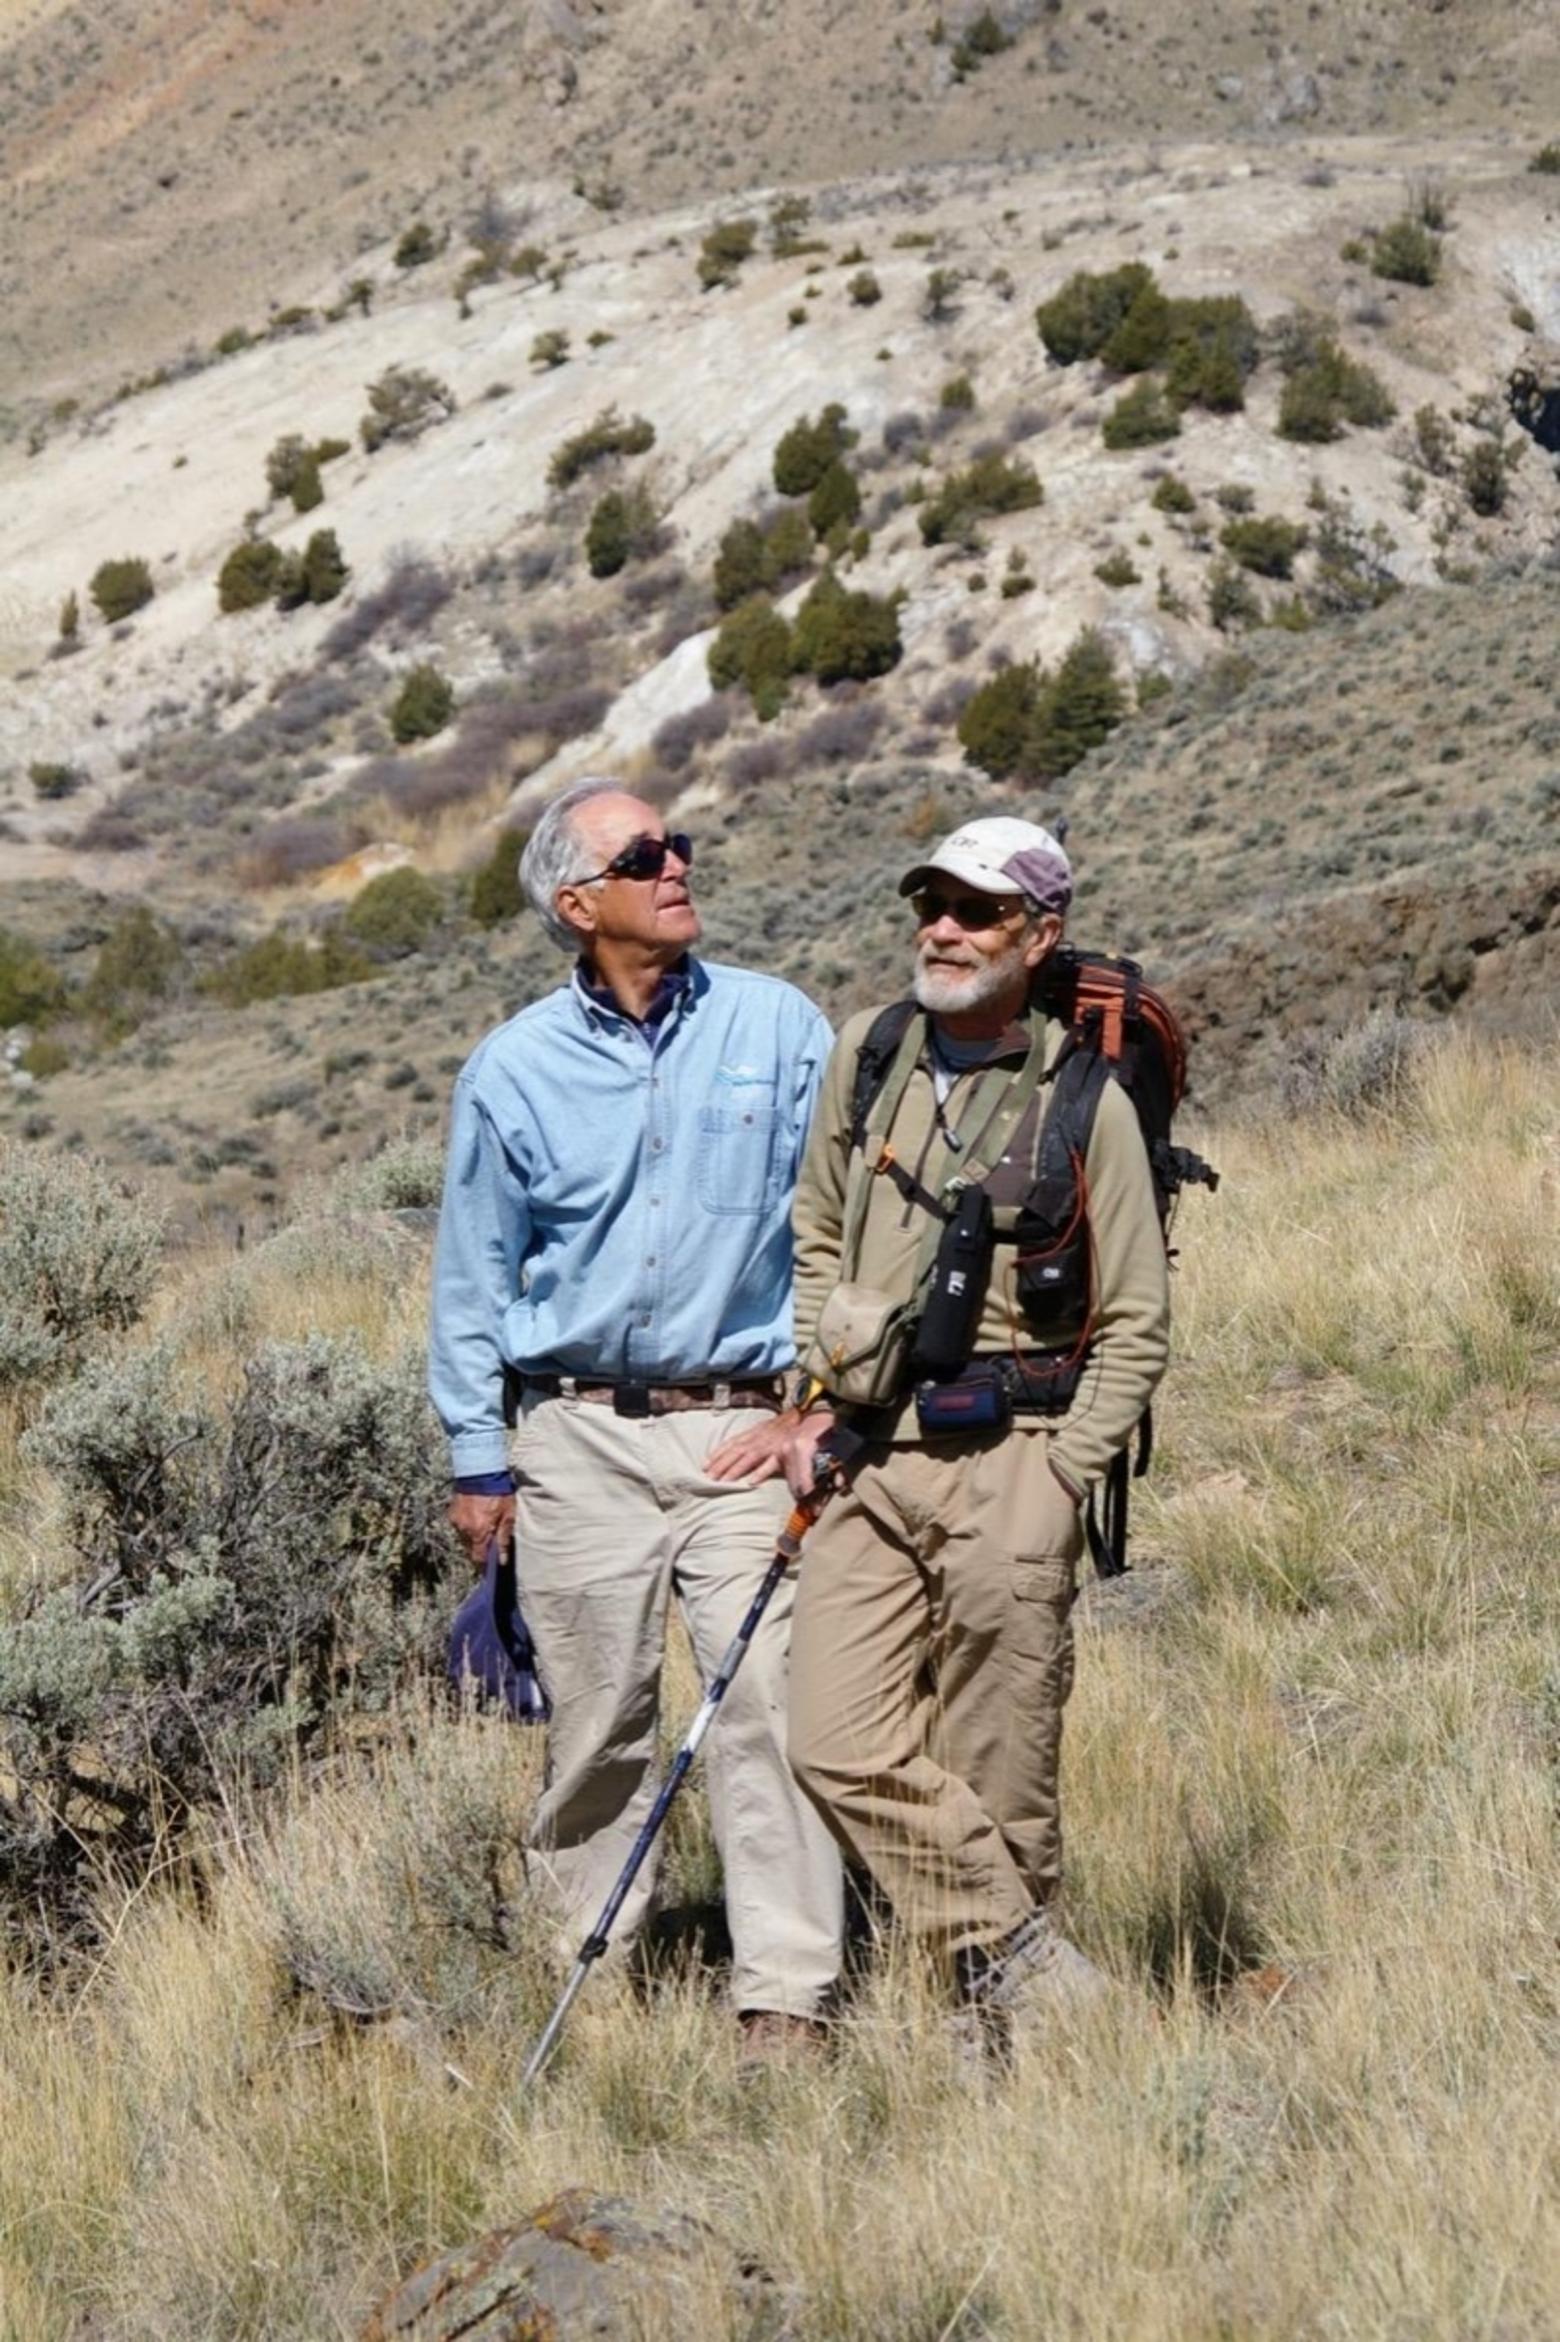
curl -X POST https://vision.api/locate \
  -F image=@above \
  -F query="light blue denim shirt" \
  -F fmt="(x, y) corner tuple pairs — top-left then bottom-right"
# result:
(429, 958), (833, 1476)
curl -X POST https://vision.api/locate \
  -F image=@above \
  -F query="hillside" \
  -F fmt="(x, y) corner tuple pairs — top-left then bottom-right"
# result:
(5, 0), (1559, 401)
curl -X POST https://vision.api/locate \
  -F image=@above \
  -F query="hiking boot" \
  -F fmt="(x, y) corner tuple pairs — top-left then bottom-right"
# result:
(736, 2010), (829, 2068)
(965, 1906), (1115, 2022)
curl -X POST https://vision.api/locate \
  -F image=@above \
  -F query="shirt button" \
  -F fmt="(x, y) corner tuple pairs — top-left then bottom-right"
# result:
(651, 1137), (664, 1151)
(650, 1196), (661, 1207)
(646, 1255), (657, 1267)
(639, 1315), (651, 1327)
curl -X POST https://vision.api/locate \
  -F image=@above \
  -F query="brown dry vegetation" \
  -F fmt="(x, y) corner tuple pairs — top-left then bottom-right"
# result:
(0, 1032), (1555, 2337)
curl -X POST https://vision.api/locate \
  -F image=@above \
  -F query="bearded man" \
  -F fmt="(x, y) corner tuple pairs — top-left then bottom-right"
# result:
(770, 816), (1170, 2035)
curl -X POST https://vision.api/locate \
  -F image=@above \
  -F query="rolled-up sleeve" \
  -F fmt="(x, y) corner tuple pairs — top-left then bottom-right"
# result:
(428, 1070), (532, 1477)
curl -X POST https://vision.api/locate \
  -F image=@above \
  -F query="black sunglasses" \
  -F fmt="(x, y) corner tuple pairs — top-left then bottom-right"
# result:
(574, 830), (693, 885)
(910, 888), (1024, 932)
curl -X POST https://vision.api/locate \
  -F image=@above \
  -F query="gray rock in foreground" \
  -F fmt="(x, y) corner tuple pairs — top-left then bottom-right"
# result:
(361, 2187), (783, 2340)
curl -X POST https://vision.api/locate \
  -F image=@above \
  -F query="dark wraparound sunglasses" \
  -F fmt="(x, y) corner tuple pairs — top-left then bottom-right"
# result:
(573, 831), (693, 885)
(909, 888), (1025, 932)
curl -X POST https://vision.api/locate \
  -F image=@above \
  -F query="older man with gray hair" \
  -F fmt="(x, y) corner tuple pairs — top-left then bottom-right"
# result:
(428, 779), (843, 2056)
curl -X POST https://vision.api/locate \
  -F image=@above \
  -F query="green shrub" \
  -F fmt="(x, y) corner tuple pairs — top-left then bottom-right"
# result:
(6, 1335), (456, 1933)
(546, 407), (655, 490)
(394, 220), (440, 269)
(510, 244), (549, 280)
(1206, 558), (1262, 630)
(1277, 336), (1395, 442)
(1094, 550), (1140, 586)
(266, 434), (318, 505)
(585, 482), (660, 577)
(0, 1141), (164, 1393)
(848, 269), (882, 306)
(1461, 439), (1510, 517)
(1035, 262), (1156, 363)
(81, 907), (183, 1036)
(698, 217), (758, 289)
(808, 459), (862, 540)
(923, 266), (960, 322)
(767, 506), (815, 579)
(359, 366), (456, 452)
(56, 590), (80, 645)
(952, 7), (1014, 74)
(713, 519), (773, 610)
(1151, 474), (1196, 514)
(1370, 216), (1441, 286)
(1027, 629), (1126, 777)
(274, 529), (349, 611)
(389, 665), (455, 744)
(1528, 142), (1560, 174)
(470, 827), (529, 928)
(529, 328), (570, 369)
(29, 762), (81, 799)
(1101, 379), (1180, 449)
(1309, 500), (1400, 614)
(939, 374), (976, 410)
(343, 867), (443, 957)
(20, 1035), (69, 1078)
(88, 558), (154, 623)
(772, 404), (854, 496)
(957, 633), (1125, 779)
(707, 597), (795, 720)
(218, 538), (283, 613)
(918, 450), (1042, 545)
(958, 662), (1041, 779)
(214, 325), (253, 355)
(1220, 515), (1309, 578)
(0, 930), (66, 1029)
(1137, 671), (1174, 707)
(206, 926), (373, 1007)
(791, 570), (902, 685)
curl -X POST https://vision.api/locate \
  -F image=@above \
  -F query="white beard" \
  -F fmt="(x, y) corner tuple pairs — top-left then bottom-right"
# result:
(913, 945), (1024, 1016)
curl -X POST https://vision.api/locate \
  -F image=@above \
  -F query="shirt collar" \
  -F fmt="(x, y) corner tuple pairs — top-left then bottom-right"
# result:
(575, 955), (694, 1030)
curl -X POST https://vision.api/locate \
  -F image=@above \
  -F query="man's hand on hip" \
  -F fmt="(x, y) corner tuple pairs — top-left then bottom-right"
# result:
(449, 1490), (516, 1571)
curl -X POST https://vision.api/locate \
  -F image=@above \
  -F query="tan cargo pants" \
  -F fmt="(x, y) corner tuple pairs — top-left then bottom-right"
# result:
(511, 1392), (843, 2018)
(787, 1427), (1081, 1958)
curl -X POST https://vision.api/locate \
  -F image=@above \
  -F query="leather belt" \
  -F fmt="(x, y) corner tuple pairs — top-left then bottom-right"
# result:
(521, 1374), (784, 1417)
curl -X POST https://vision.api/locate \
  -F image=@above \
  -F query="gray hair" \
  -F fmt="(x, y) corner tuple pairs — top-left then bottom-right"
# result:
(519, 776), (626, 952)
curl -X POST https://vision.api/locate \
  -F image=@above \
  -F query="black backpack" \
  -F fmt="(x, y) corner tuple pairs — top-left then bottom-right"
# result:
(848, 948), (1218, 1575)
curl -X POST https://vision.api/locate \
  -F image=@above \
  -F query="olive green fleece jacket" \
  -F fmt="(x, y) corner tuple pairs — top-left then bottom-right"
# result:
(792, 1006), (1171, 1491)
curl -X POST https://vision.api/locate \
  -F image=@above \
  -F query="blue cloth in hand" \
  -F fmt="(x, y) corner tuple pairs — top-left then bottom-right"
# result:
(448, 1539), (549, 1723)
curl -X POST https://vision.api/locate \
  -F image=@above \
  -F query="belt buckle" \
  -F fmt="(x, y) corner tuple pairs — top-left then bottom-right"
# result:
(613, 1382), (652, 1418)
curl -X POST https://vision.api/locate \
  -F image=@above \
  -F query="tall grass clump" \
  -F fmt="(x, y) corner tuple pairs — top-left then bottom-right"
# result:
(0, 1032), (1554, 2340)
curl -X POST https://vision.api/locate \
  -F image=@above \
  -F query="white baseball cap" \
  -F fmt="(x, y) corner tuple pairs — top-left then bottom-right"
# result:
(900, 816), (1073, 914)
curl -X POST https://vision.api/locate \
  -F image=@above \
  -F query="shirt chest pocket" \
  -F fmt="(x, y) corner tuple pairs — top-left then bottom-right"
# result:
(696, 1095), (784, 1217)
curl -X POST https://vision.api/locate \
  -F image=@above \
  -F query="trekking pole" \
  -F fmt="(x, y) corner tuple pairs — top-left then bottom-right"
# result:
(518, 1432), (856, 2093)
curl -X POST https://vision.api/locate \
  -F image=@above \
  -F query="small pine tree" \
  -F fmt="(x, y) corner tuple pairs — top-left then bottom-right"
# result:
(713, 519), (774, 610)
(56, 591), (79, 645)
(1027, 630), (1126, 776)
(218, 539), (283, 613)
(1035, 263), (1156, 364)
(772, 404), (854, 497)
(807, 459), (862, 540)
(707, 598), (795, 720)
(470, 828), (529, 928)
(389, 665), (455, 743)
(957, 662), (1042, 779)
(1101, 379), (1181, 449)
(791, 571), (901, 685)
(81, 906), (183, 1036)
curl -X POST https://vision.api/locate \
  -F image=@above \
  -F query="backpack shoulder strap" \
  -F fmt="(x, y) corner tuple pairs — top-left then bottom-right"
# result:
(849, 999), (919, 1152)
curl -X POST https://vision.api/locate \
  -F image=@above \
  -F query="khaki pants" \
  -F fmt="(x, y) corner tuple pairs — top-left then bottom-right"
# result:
(511, 1394), (843, 2018)
(787, 1428), (1081, 1958)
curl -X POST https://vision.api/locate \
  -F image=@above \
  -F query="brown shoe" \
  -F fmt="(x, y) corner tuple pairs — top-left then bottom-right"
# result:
(736, 2010), (828, 2067)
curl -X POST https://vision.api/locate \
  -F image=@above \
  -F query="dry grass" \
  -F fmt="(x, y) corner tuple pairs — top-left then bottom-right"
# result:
(1, 1032), (1556, 2339)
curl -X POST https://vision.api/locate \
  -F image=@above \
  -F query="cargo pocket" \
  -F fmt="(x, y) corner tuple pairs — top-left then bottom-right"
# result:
(1008, 1550), (1077, 1668)
(696, 1101), (781, 1217)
